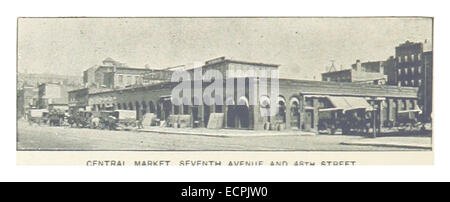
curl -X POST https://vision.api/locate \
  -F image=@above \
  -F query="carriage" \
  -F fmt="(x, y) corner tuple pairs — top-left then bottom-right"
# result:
(27, 109), (49, 125)
(68, 111), (93, 128)
(90, 110), (137, 130)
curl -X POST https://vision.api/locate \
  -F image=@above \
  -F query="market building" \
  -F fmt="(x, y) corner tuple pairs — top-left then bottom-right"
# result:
(85, 57), (419, 133)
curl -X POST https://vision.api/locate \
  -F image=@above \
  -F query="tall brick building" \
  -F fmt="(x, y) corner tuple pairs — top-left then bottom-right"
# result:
(394, 40), (432, 120)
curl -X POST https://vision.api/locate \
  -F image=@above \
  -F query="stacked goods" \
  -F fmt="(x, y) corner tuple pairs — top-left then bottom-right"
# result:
(142, 113), (156, 126)
(207, 113), (224, 129)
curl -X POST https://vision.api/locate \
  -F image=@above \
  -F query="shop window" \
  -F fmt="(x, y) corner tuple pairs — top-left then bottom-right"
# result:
(401, 100), (407, 110)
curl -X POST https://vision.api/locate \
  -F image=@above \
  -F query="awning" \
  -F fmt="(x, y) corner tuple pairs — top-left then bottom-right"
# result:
(398, 109), (422, 114)
(326, 96), (373, 112)
(319, 108), (343, 112)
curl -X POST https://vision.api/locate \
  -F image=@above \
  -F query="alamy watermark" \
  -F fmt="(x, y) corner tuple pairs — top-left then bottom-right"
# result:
(171, 68), (281, 117)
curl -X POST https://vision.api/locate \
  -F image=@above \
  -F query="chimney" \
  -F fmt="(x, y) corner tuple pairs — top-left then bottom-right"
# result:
(355, 60), (361, 71)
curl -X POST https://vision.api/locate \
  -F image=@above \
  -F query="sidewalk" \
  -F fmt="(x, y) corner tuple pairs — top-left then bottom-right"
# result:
(340, 136), (432, 149)
(137, 127), (316, 137)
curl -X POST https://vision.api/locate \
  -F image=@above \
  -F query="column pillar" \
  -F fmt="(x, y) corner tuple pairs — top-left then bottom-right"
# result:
(312, 98), (319, 132)
(285, 103), (291, 131)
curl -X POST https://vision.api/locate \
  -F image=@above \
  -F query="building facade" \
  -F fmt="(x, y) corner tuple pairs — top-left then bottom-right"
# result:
(86, 58), (419, 133)
(83, 57), (172, 89)
(394, 40), (432, 120)
(17, 85), (39, 118)
(38, 83), (73, 110)
(322, 59), (390, 85)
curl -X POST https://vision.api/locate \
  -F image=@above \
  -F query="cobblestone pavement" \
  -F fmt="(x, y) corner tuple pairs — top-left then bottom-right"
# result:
(17, 120), (429, 151)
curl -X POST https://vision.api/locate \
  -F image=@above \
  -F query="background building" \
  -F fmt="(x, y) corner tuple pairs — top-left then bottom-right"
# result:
(321, 60), (387, 85)
(38, 83), (74, 110)
(17, 85), (39, 118)
(394, 40), (432, 120)
(83, 57), (172, 89)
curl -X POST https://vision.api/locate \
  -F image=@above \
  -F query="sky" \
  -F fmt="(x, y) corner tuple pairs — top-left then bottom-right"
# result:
(17, 17), (432, 80)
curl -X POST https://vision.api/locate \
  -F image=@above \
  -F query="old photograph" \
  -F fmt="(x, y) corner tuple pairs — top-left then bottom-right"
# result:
(16, 17), (432, 152)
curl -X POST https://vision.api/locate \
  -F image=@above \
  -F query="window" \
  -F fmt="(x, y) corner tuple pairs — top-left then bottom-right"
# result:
(402, 100), (407, 110)
(398, 57), (401, 63)
(398, 69), (401, 75)
(398, 81), (402, 86)
(404, 56), (408, 62)
(127, 76), (131, 85)
(405, 80), (409, 86)
(405, 68), (408, 74)
(118, 75), (123, 84)
(411, 100), (416, 110)
(411, 54), (415, 61)
(418, 53), (422, 60)
(174, 105), (180, 115)
(411, 80), (415, 86)
(418, 66), (422, 74)
(418, 79), (422, 86)
(411, 67), (415, 74)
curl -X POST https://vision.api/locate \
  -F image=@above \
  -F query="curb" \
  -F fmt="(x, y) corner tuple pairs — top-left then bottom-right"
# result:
(137, 129), (316, 138)
(340, 142), (432, 150)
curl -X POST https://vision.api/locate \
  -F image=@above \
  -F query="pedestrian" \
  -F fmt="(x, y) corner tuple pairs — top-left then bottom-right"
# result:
(137, 116), (144, 129)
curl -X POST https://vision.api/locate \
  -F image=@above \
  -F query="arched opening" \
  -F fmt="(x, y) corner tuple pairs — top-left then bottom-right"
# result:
(135, 101), (140, 120)
(236, 96), (250, 129)
(225, 96), (250, 129)
(162, 99), (172, 121)
(128, 102), (133, 110)
(226, 97), (236, 128)
(149, 101), (156, 114)
(156, 100), (162, 120)
(290, 97), (301, 129)
(141, 101), (147, 116)
(123, 103), (127, 110)
(192, 97), (201, 127)
(275, 96), (287, 128)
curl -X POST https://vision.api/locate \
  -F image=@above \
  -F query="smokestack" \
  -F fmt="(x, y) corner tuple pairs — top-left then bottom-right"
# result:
(355, 60), (361, 71)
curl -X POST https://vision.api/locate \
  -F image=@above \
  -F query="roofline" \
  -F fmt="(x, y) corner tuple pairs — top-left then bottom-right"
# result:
(321, 69), (352, 75)
(278, 78), (418, 90)
(68, 87), (89, 93)
(223, 59), (280, 67)
(299, 91), (418, 99)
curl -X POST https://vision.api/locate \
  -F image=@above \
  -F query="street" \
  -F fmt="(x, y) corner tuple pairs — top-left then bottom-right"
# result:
(17, 120), (430, 151)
